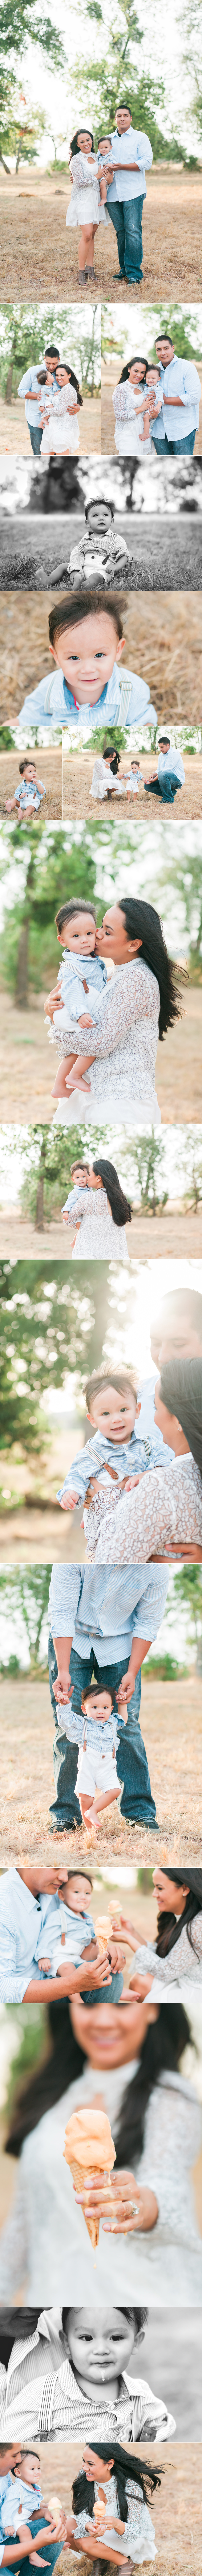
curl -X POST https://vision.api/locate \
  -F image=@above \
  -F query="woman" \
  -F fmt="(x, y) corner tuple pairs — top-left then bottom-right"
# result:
(94, 1357), (202, 1564)
(57, 896), (183, 1131)
(67, 2441), (160, 2569)
(0, 2309), (175, 2445)
(62, 1156), (132, 1261)
(66, 129), (109, 283)
(39, 364), (82, 457)
(0, 1995), (201, 2304)
(112, 360), (157, 459)
(115, 1869), (202, 1992)
(90, 749), (127, 802)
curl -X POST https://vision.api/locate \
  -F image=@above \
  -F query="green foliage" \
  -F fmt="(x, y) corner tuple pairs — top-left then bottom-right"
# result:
(4, 2001), (47, 2121)
(19, 1123), (104, 1226)
(133, 1133), (168, 1215)
(74, 26), (189, 164)
(0, 1563), (51, 1666)
(0, 825), (97, 1001)
(144, 1652), (187, 1680)
(0, 303), (101, 407)
(0, 1258), (112, 1474)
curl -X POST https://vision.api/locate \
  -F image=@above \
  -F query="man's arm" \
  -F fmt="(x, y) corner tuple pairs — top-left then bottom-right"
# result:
(118, 1634), (152, 1700)
(52, 1634), (73, 1699)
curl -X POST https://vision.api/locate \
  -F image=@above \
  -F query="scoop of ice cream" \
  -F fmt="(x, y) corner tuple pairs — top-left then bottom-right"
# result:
(64, 2105), (116, 2172)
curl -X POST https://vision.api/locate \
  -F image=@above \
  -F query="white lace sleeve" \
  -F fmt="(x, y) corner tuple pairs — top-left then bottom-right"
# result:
(139, 2083), (202, 2231)
(54, 384), (77, 415)
(70, 151), (99, 187)
(76, 960), (156, 1060)
(113, 385), (128, 420)
(135, 1916), (202, 1982)
(101, 1454), (202, 1563)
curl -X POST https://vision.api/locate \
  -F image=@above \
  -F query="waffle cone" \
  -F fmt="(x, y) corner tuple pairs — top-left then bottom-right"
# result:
(69, 2154), (100, 2247)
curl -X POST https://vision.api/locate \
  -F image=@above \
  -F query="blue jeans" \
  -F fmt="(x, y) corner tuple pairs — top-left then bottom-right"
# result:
(48, 1638), (156, 1826)
(144, 776), (181, 803)
(9, 2518), (61, 2576)
(108, 193), (144, 279)
(29, 423), (42, 453)
(152, 430), (196, 455)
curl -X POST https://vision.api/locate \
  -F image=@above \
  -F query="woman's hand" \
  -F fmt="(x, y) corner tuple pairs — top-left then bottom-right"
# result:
(74, 2166), (158, 2233)
(109, 1910), (140, 1946)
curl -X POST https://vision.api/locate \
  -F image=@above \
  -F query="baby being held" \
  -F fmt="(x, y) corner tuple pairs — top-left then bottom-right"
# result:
(44, 894), (107, 1103)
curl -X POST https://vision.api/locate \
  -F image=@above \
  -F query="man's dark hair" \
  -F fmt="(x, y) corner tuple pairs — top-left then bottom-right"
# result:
(155, 333), (174, 347)
(158, 735), (170, 745)
(55, 896), (97, 934)
(19, 759), (36, 774)
(85, 497), (114, 520)
(48, 591), (124, 649)
(116, 102), (132, 112)
(44, 344), (60, 357)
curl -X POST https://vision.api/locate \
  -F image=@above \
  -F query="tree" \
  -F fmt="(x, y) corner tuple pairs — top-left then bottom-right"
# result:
(18, 1123), (109, 1229)
(0, 2), (66, 172)
(74, 0), (192, 162)
(169, 1566), (202, 1674)
(0, 1564), (50, 1669)
(157, 844), (202, 971)
(178, 1130), (202, 1214)
(0, 1259), (114, 1471)
(0, 824), (97, 1004)
(132, 1133), (168, 1216)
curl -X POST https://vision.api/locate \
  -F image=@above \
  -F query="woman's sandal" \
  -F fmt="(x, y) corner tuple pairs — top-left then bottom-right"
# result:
(85, 263), (95, 276)
(79, 269), (88, 283)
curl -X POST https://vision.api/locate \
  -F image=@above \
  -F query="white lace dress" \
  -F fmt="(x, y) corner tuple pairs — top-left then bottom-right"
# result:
(62, 1184), (130, 1262)
(74, 2474), (156, 2565)
(113, 383), (150, 458)
(94, 1450), (202, 1564)
(0, 2058), (201, 2304)
(132, 1912), (202, 1989)
(66, 151), (110, 228)
(40, 384), (80, 455)
(90, 758), (127, 800)
(53, 957), (161, 1130)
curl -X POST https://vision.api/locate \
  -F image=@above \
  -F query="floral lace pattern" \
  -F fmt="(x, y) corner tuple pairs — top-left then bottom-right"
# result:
(94, 1452), (202, 1561)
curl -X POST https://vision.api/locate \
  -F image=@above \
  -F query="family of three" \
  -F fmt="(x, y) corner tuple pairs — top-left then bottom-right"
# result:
(66, 104), (153, 285)
(112, 334), (201, 460)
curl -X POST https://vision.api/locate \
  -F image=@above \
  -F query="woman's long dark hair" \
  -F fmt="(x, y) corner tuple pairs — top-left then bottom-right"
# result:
(5, 2003), (191, 2170)
(104, 746), (121, 773)
(156, 1868), (202, 1960)
(72, 2442), (161, 2517)
(119, 357), (147, 380)
(118, 896), (185, 1041)
(92, 1157), (132, 1225)
(57, 364), (83, 407)
(159, 1355), (202, 1478)
(115, 2004), (191, 2167)
(70, 129), (94, 156)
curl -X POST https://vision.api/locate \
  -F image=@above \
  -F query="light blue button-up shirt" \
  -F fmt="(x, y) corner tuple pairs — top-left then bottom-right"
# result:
(18, 366), (57, 425)
(58, 1424), (162, 1508)
(158, 749), (185, 785)
(106, 127), (153, 203)
(18, 665), (157, 732)
(48, 1561), (169, 1654)
(0, 2476), (43, 2540)
(153, 355), (201, 442)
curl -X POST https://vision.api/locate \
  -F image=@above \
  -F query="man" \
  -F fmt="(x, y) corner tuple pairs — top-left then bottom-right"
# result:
(106, 101), (152, 283)
(0, 1860), (113, 2002)
(150, 332), (201, 456)
(138, 1285), (202, 1447)
(17, 343), (60, 456)
(144, 733), (185, 804)
(48, 1559), (169, 1832)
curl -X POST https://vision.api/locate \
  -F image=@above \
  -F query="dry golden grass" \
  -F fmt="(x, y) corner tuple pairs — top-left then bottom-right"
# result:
(0, 388), (101, 459)
(0, 587), (201, 723)
(101, 352), (202, 457)
(62, 746), (202, 822)
(0, 169), (201, 301)
(0, 742), (62, 819)
(1, 1205), (202, 1260)
(0, 2434), (200, 2570)
(0, 979), (201, 1124)
(1, 1669), (202, 1862)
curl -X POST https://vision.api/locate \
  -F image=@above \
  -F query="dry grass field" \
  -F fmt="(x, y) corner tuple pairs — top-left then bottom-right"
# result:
(1, 1668), (202, 1863)
(0, 587), (201, 723)
(0, 169), (201, 302)
(0, 388), (101, 459)
(62, 746), (202, 822)
(0, 741), (62, 819)
(0, 2426), (200, 2572)
(0, 980), (201, 1125)
(101, 352), (202, 458)
(1, 1204), (202, 1260)
(1, 514), (201, 593)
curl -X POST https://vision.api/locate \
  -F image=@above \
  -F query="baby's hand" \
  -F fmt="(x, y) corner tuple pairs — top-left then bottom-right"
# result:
(78, 1013), (93, 1027)
(38, 1956), (51, 1974)
(60, 1490), (78, 1510)
(122, 1475), (139, 1492)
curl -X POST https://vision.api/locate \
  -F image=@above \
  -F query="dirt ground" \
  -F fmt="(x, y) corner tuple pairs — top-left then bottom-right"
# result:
(101, 353), (202, 458)
(0, 169), (201, 302)
(1, 1204), (202, 1261)
(0, 388), (101, 459)
(0, 742), (62, 820)
(62, 747), (202, 822)
(1, 1669), (202, 1864)
(0, 980), (201, 1125)
(1, 587), (201, 724)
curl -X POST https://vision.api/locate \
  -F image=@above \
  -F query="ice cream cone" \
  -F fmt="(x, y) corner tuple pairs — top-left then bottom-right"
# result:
(64, 2106), (116, 2249)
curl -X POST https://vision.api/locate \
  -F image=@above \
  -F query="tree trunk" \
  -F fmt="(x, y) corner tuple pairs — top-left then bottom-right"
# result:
(16, 918), (29, 1007)
(35, 1176), (44, 1230)
(5, 364), (14, 404)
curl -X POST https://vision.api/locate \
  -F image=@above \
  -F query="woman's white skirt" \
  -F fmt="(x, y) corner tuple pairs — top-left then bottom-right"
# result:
(53, 1090), (161, 1130)
(114, 420), (143, 458)
(41, 415), (80, 453)
(66, 184), (109, 227)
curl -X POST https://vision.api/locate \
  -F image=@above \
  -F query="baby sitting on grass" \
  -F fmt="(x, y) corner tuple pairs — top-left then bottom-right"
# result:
(44, 892), (107, 1104)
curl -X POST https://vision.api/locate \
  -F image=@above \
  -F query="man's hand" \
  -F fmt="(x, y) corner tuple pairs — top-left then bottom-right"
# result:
(53, 1669), (73, 1704)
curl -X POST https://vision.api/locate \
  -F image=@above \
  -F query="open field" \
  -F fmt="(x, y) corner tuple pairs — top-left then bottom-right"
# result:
(62, 747), (202, 821)
(0, 2416), (199, 2573)
(1, 1204), (202, 1260)
(0, 389), (101, 459)
(1, 1668), (202, 1864)
(0, 587), (201, 723)
(0, 169), (201, 302)
(0, 981), (201, 1125)
(1, 512), (202, 593)
(101, 352), (202, 459)
(0, 741), (62, 819)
